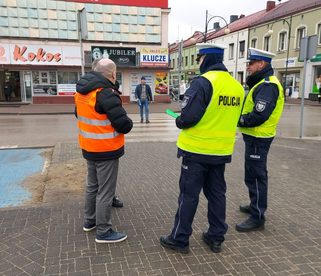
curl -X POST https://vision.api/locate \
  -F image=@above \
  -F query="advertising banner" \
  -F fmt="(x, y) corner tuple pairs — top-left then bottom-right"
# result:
(0, 43), (81, 66)
(92, 46), (136, 67)
(140, 48), (169, 67)
(155, 72), (168, 95)
(0, 44), (10, 64)
(57, 84), (77, 96)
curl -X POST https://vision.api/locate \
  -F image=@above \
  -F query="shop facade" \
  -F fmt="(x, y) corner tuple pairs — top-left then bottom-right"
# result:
(0, 0), (170, 104)
(0, 41), (170, 103)
(0, 41), (82, 104)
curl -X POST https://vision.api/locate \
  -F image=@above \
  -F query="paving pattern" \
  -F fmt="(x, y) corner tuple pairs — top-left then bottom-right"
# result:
(1, 137), (321, 275)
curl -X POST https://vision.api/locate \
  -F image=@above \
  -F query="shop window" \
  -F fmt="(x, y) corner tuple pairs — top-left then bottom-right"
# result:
(32, 71), (57, 96)
(58, 72), (79, 84)
(313, 66), (321, 93)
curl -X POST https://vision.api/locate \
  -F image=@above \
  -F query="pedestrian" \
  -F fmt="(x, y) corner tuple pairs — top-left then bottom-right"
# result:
(160, 43), (244, 254)
(318, 86), (321, 104)
(74, 58), (133, 243)
(135, 76), (153, 123)
(4, 81), (13, 102)
(236, 48), (285, 232)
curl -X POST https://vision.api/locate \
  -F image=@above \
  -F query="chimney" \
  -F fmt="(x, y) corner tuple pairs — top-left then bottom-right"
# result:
(266, 1), (276, 12)
(239, 14), (245, 19)
(213, 22), (221, 31)
(230, 15), (238, 23)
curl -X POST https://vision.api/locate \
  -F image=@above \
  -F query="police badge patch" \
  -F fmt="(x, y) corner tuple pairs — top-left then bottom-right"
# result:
(255, 100), (266, 112)
(180, 95), (190, 109)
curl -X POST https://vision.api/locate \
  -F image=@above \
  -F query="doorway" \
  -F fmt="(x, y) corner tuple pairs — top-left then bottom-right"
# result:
(0, 71), (21, 102)
(283, 72), (300, 98)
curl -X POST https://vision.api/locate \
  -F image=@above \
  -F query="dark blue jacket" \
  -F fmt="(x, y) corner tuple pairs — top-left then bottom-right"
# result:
(239, 64), (279, 127)
(175, 59), (232, 165)
(135, 84), (153, 101)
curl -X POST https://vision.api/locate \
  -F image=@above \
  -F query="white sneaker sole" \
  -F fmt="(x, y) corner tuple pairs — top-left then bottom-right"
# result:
(83, 226), (96, 232)
(95, 235), (128, 243)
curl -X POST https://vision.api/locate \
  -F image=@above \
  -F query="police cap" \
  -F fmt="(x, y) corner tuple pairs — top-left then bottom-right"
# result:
(196, 43), (226, 62)
(247, 47), (275, 63)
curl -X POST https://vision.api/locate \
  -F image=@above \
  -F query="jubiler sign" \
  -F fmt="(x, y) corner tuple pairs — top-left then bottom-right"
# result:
(91, 46), (136, 67)
(140, 48), (169, 67)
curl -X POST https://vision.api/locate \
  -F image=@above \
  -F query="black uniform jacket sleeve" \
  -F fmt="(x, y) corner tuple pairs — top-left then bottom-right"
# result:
(175, 76), (212, 129)
(240, 82), (279, 127)
(96, 89), (133, 134)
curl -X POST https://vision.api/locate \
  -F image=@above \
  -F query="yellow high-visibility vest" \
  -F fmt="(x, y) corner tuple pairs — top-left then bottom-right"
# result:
(239, 76), (284, 138)
(177, 71), (244, 155)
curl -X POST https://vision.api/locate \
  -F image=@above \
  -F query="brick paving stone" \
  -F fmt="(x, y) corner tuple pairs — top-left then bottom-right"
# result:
(1, 139), (321, 275)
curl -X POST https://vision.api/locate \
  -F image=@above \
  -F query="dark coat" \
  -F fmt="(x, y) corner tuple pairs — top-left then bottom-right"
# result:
(239, 64), (279, 127)
(135, 84), (152, 101)
(4, 83), (13, 96)
(75, 71), (133, 161)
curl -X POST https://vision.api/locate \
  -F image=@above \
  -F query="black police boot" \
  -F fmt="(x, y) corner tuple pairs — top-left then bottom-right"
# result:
(202, 232), (222, 253)
(235, 217), (264, 232)
(239, 204), (251, 214)
(160, 235), (189, 254)
(112, 196), (123, 208)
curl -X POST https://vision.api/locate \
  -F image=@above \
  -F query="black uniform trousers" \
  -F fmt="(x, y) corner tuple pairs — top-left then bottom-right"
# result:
(243, 134), (274, 223)
(170, 157), (228, 246)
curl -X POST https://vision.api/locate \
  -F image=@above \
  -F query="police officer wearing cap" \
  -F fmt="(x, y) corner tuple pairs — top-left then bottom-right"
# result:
(160, 43), (244, 253)
(236, 48), (284, 232)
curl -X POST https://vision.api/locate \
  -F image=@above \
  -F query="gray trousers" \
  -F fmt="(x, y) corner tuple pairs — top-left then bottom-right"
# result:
(84, 159), (119, 236)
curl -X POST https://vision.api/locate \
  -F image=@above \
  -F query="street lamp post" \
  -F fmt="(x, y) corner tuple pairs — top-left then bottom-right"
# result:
(204, 10), (230, 43)
(268, 16), (293, 100)
(283, 16), (292, 100)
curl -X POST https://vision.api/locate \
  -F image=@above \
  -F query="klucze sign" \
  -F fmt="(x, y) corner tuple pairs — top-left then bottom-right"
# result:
(140, 48), (169, 67)
(0, 43), (81, 65)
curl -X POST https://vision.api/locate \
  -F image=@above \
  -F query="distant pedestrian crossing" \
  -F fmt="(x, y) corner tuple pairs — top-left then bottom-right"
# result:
(126, 113), (180, 142)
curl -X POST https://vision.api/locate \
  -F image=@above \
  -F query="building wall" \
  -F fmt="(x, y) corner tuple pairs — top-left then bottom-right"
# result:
(249, 7), (321, 98)
(210, 29), (249, 84)
(0, 0), (163, 43)
(0, 0), (170, 103)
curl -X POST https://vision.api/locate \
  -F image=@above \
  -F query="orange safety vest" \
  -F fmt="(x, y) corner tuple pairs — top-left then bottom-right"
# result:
(74, 88), (124, 152)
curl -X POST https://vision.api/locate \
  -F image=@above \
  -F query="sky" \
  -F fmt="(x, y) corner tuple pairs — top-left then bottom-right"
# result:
(168, 0), (286, 43)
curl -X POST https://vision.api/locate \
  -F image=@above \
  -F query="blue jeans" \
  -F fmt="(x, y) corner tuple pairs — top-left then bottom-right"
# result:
(139, 99), (149, 121)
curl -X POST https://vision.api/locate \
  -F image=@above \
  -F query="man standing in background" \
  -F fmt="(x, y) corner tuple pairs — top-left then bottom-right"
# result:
(135, 76), (153, 123)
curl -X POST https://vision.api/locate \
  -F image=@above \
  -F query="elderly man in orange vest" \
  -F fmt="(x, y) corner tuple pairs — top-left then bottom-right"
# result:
(75, 58), (133, 243)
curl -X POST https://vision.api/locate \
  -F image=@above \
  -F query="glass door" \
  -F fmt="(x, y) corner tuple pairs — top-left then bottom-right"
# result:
(23, 71), (32, 102)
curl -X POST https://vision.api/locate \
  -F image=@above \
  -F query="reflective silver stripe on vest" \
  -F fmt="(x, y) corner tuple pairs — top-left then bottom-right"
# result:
(79, 129), (120, 139)
(78, 115), (111, 126)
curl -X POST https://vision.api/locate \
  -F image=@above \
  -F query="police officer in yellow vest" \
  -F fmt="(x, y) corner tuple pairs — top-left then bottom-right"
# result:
(236, 48), (284, 232)
(160, 44), (244, 253)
